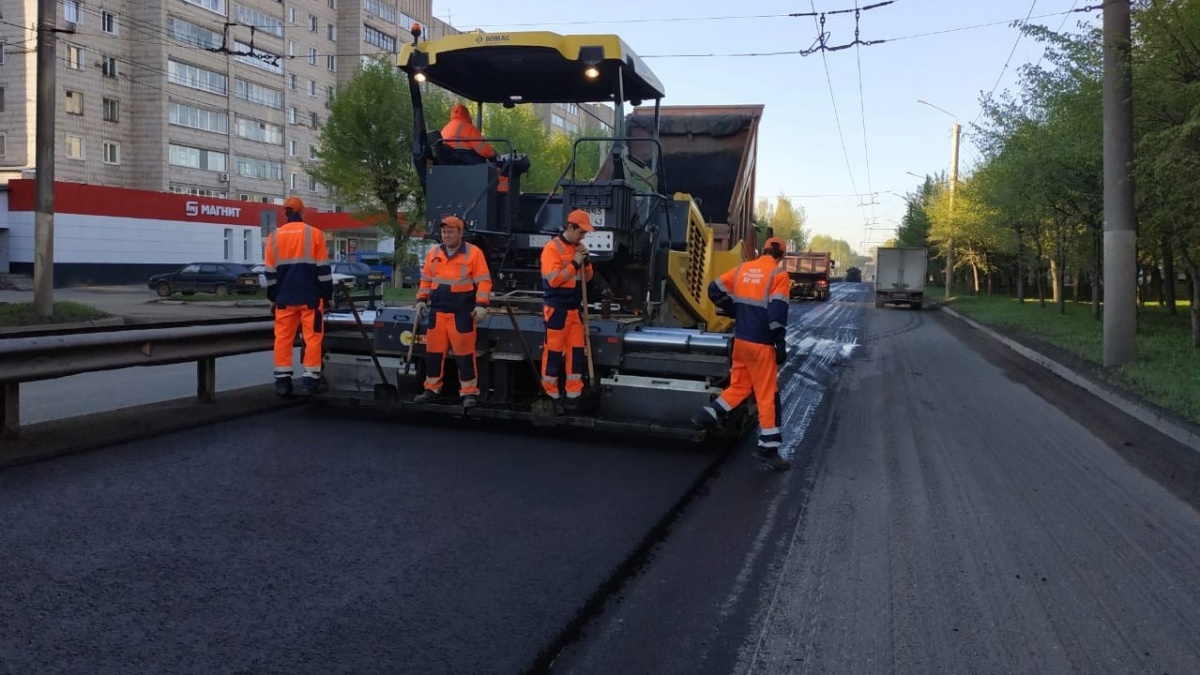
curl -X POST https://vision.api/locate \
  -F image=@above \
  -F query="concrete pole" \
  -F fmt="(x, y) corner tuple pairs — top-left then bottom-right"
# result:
(946, 123), (960, 298)
(33, 0), (57, 319)
(1103, 0), (1136, 366)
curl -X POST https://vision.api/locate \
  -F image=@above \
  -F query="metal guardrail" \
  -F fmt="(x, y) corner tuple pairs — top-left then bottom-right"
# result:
(0, 320), (275, 438)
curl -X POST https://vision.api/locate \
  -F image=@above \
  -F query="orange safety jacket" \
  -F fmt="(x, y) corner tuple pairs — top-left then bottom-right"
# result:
(417, 242), (493, 314)
(265, 219), (332, 308)
(441, 105), (497, 160)
(540, 235), (593, 309)
(709, 256), (789, 345)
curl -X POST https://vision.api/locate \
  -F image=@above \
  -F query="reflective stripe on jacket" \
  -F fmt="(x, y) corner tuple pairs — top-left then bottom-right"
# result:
(265, 221), (332, 308)
(540, 235), (593, 309)
(708, 256), (789, 345)
(417, 241), (493, 314)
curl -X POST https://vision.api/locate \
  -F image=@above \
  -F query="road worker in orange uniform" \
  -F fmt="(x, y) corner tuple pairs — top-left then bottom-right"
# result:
(692, 237), (792, 470)
(540, 209), (595, 411)
(413, 215), (493, 408)
(266, 196), (333, 397)
(441, 103), (510, 193)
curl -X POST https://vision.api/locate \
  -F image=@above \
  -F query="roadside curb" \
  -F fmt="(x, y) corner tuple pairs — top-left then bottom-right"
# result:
(938, 304), (1200, 454)
(0, 316), (125, 336)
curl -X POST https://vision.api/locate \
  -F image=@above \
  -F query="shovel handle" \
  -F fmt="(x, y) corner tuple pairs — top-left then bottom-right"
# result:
(579, 269), (596, 383)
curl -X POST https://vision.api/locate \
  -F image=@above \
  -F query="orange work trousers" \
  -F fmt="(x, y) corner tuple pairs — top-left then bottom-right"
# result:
(424, 311), (479, 396)
(541, 305), (586, 399)
(713, 339), (782, 448)
(274, 305), (323, 379)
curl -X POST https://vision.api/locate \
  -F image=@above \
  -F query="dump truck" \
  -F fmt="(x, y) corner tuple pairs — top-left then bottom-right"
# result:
(781, 251), (832, 301)
(316, 29), (767, 441)
(874, 247), (928, 310)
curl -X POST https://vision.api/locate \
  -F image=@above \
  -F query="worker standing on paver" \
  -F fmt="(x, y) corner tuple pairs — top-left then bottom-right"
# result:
(539, 209), (595, 411)
(691, 237), (792, 470)
(266, 196), (333, 396)
(413, 215), (493, 409)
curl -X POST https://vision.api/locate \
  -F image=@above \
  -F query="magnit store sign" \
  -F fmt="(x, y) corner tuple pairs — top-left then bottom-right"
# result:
(185, 200), (243, 218)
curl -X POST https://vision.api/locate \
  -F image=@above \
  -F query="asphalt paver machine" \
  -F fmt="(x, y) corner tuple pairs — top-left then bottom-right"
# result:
(319, 28), (766, 441)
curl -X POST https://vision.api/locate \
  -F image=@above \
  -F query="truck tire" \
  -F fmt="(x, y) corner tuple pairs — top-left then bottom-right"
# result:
(912, 302), (923, 311)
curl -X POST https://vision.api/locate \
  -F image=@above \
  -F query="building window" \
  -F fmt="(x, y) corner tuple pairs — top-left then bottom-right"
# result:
(243, 230), (252, 260)
(103, 140), (121, 165)
(168, 60), (227, 95)
(235, 156), (284, 181)
(308, 79), (317, 97)
(326, 55), (337, 72)
(288, 39), (296, 57)
(236, 117), (284, 145)
(66, 45), (83, 70)
(103, 98), (119, 122)
(289, 172), (297, 189)
(234, 42), (282, 74)
(288, 107), (297, 124)
(308, 15), (318, 32)
(234, 78), (283, 109)
(308, 46), (317, 65)
(101, 56), (118, 78)
(288, 140), (297, 156)
(167, 17), (222, 50)
(1, 41), (6, 66)
(327, 0), (336, 8)
(224, 229), (233, 261)
(234, 5), (283, 37)
(101, 11), (118, 34)
(289, 73), (297, 90)
(169, 143), (228, 172)
(308, 144), (316, 160)
(65, 135), (84, 160)
(327, 23), (337, 41)
(183, 0), (227, 17)
(170, 183), (227, 198)
(0, 135), (6, 157)
(363, 0), (397, 24)
(308, 175), (317, 192)
(363, 25), (396, 53)
(0, 88), (5, 113)
(169, 101), (229, 133)
(65, 90), (83, 115)
(64, 0), (79, 24)
(326, 85), (335, 103)
(310, 112), (319, 128)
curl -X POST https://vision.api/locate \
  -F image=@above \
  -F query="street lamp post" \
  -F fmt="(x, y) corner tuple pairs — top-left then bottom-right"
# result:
(917, 100), (961, 299)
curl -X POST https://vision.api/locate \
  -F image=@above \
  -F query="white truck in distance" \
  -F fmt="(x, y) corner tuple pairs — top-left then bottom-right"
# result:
(875, 247), (929, 310)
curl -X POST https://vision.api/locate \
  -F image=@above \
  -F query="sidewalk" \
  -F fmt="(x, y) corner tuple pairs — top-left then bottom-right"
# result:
(0, 285), (270, 329)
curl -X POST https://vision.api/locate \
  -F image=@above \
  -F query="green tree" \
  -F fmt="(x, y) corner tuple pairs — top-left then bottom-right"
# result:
(765, 195), (808, 251)
(309, 57), (422, 268)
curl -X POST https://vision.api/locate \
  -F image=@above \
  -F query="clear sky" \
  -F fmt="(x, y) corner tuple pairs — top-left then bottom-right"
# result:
(431, 0), (1098, 253)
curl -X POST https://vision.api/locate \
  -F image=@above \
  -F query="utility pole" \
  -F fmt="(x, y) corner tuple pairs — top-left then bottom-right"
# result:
(33, 0), (57, 319)
(1103, 0), (1136, 366)
(947, 122), (960, 299)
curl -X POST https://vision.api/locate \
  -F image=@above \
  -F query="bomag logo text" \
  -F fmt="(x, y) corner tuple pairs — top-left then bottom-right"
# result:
(476, 34), (511, 44)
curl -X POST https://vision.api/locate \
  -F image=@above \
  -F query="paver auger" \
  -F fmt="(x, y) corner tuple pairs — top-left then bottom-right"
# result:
(318, 28), (767, 441)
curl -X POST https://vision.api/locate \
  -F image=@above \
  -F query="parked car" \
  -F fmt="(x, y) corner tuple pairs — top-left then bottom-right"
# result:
(148, 262), (255, 297)
(331, 261), (378, 289)
(238, 263), (357, 293)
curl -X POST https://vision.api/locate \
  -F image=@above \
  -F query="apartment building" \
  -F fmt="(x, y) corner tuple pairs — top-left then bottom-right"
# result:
(534, 101), (615, 137)
(0, 0), (456, 210)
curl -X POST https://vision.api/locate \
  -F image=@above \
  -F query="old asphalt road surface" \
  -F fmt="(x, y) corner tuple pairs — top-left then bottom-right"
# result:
(553, 283), (1200, 675)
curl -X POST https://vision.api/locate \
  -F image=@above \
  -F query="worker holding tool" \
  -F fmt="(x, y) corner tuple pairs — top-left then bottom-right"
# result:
(539, 208), (594, 412)
(691, 237), (792, 470)
(413, 215), (493, 409)
(266, 196), (333, 397)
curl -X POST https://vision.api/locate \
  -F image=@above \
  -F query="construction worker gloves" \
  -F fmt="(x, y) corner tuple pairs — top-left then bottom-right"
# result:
(774, 336), (788, 365)
(412, 301), (487, 323)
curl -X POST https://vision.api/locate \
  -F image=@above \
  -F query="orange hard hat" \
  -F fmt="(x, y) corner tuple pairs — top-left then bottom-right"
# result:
(283, 196), (305, 213)
(440, 215), (465, 230)
(567, 209), (595, 232)
(764, 237), (787, 253)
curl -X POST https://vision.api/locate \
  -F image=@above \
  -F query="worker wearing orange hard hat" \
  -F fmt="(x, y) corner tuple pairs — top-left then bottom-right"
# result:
(266, 196), (332, 396)
(413, 214), (493, 409)
(691, 236), (792, 470)
(538, 208), (594, 410)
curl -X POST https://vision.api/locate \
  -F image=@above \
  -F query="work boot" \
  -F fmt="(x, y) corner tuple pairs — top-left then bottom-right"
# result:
(690, 405), (723, 431)
(413, 390), (440, 404)
(299, 376), (327, 396)
(461, 394), (478, 409)
(274, 377), (293, 397)
(752, 446), (791, 471)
